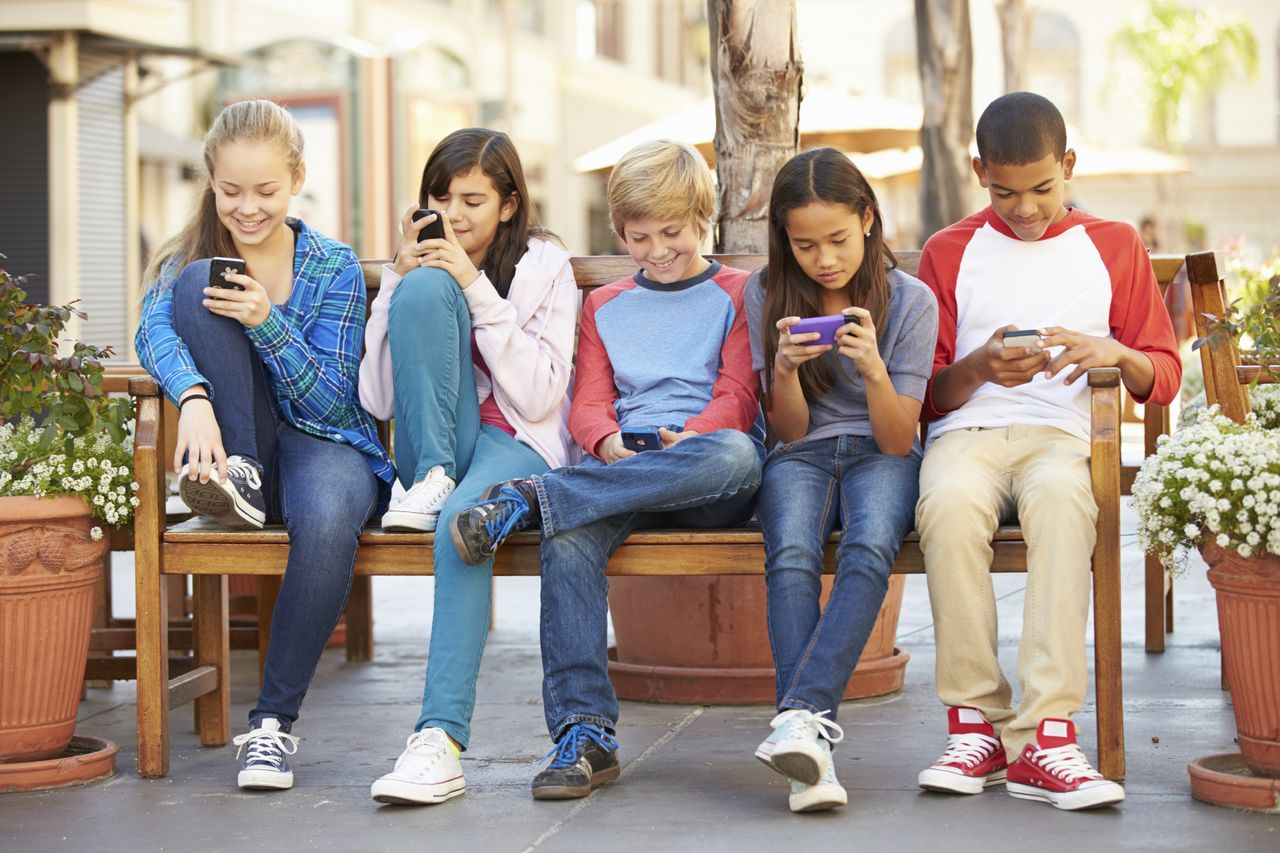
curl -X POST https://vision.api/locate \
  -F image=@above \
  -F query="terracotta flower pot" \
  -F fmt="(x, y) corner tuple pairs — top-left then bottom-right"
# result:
(1201, 541), (1280, 777)
(608, 574), (908, 704)
(0, 495), (105, 763)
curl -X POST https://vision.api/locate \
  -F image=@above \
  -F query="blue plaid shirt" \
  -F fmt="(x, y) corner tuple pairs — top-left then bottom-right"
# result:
(136, 218), (394, 483)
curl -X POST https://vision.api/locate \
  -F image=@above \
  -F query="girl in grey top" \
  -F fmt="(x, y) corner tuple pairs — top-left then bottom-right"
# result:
(744, 148), (938, 814)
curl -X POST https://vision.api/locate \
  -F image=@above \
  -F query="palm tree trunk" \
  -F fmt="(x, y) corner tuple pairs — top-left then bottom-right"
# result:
(915, 0), (974, 242)
(996, 0), (1034, 94)
(707, 0), (802, 253)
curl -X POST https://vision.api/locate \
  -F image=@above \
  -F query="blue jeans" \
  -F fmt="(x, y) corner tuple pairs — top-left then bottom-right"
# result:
(535, 429), (763, 739)
(757, 434), (919, 721)
(388, 266), (552, 748)
(170, 262), (389, 727)
(388, 267), (480, 487)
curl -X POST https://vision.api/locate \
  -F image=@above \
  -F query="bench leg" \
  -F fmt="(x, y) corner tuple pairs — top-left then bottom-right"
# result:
(1144, 554), (1167, 653)
(345, 575), (373, 662)
(193, 575), (231, 746)
(135, 531), (170, 778)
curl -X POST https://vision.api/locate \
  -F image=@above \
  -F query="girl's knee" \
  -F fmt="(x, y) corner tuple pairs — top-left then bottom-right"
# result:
(390, 267), (462, 314)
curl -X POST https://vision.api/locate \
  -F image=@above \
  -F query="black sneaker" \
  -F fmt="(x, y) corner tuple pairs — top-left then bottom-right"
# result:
(179, 454), (267, 529)
(531, 723), (620, 800)
(233, 717), (299, 790)
(449, 478), (540, 565)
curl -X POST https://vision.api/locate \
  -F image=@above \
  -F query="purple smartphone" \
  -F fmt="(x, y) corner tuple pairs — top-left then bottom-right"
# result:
(789, 314), (856, 346)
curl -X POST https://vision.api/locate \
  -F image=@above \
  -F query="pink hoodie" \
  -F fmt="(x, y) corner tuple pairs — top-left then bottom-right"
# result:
(358, 237), (581, 469)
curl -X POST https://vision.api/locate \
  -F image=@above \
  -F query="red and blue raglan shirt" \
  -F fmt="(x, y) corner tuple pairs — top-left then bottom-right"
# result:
(918, 206), (1180, 444)
(568, 261), (761, 460)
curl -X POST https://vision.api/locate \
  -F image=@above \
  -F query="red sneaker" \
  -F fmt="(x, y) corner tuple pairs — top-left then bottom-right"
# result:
(917, 706), (1008, 794)
(1006, 718), (1125, 810)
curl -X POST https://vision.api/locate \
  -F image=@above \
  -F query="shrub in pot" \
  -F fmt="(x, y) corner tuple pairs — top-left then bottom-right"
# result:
(0, 261), (136, 762)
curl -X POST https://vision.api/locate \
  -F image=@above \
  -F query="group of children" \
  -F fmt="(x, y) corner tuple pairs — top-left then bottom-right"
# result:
(135, 91), (1179, 814)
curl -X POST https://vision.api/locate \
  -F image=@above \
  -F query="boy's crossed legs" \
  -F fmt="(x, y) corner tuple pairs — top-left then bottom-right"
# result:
(451, 429), (762, 798)
(915, 425), (1124, 810)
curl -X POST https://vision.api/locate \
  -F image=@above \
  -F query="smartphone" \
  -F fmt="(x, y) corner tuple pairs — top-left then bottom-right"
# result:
(621, 430), (664, 453)
(789, 313), (858, 346)
(209, 257), (247, 290)
(412, 209), (446, 242)
(1001, 329), (1042, 350)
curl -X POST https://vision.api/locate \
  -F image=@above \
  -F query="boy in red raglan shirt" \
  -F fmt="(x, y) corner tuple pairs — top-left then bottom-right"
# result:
(913, 92), (1180, 811)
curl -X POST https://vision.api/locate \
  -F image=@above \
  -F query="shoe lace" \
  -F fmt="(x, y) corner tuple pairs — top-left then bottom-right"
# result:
(480, 486), (532, 548)
(774, 709), (845, 745)
(226, 456), (262, 490)
(545, 724), (618, 770)
(1031, 743), (1102, 783)
(937, 731), (1002, 767)
(401, 729), (449, 767)
(233, 726), (299, 768)
(402, 478), (452, 512)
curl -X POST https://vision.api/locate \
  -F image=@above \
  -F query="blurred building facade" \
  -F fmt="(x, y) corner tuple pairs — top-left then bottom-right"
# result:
(2, 0), (1278, 360)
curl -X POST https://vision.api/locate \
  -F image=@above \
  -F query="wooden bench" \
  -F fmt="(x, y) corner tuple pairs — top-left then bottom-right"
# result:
(129, 250), (1162, 781)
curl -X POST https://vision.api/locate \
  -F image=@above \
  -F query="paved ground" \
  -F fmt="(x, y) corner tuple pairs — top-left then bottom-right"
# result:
(3, 490), (1279, 851)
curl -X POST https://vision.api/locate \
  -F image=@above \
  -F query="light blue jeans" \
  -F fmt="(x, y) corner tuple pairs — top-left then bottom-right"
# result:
(534, 429), (763, 739)
(757, 434), (919, 721)
(388, 267), (549, 748)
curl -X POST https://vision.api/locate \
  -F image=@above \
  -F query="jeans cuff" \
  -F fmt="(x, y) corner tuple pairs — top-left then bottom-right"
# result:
(552, 713), (616, 741)
(530, 474), (555, 537)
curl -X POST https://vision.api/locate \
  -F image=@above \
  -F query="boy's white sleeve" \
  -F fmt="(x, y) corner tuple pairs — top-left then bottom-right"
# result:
(357, 263), (402, 420)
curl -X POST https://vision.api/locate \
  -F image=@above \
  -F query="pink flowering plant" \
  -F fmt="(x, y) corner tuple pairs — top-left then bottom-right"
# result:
(0, 261), (137, 537)
(1132, 405), (1280, 573)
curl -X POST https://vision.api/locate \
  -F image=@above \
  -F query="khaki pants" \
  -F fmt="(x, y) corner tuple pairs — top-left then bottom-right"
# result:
(916, 425), (1097, 760)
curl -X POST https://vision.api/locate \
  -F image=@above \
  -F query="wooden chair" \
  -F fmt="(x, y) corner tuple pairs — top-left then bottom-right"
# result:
(128, 251), (1130, 781)
(1187, 250), (1280, 422)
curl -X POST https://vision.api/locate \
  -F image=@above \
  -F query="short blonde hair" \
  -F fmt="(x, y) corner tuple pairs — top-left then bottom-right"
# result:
(607, 139), (716, 239)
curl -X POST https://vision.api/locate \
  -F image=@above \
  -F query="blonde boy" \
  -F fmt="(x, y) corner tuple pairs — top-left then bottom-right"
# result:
(450, 140), (763, 799)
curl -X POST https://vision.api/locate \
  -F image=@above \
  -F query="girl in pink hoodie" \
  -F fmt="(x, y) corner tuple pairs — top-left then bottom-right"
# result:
(359, 128), (579, 805)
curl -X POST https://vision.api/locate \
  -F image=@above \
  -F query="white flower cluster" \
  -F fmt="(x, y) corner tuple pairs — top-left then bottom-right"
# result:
(1132, 406), (1280, 572)
(1250, 383), (1280, 431)
(0, 418), (138, 528)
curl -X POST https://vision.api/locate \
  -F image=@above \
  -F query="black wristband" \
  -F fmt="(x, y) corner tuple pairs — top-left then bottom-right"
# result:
(178, 393), (211, 412)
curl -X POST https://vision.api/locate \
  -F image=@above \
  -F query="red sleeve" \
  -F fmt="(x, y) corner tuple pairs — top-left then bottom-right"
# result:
(917, 225), (969, 422)
(686, 270), (762, 435)
(568, 289), (622, 460)
(1092, 223), (1182, 406)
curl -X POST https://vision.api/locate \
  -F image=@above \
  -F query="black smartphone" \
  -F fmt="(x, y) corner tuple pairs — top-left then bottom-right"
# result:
(621, 430), (664, 452)
(209, 257), (247, 290)
(412, 209), (446, 242)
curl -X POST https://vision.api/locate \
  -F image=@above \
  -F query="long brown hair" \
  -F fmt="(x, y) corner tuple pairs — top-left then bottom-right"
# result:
(143, 100), (304, 290)
(760, 147), (896, 409)
(419, 128), (554, 298)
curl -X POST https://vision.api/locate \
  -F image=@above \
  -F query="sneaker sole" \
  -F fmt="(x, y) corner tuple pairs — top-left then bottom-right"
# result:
(1006, 781), (1125, 810)
(531, 765), (620, 800)
(370, 777), (465, 805)
(918, 766), (1007, 794)
(180, 476), (265, 529)
(379, 509), (440, 532)
(790, 783), (848, 813)
(756, 744), (826, 786)
(238, 769), (293, 789)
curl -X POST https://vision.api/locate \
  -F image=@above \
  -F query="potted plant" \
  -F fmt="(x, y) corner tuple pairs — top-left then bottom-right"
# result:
(0, 260), (136, 764)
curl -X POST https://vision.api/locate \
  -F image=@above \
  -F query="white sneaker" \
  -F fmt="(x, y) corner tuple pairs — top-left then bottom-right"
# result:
(380, 467), (455, 532)
(754, 709), (844, 786)
(789, 756), (848, 813)
(233, 717), (299, 790)
(370, 728), (466, 805)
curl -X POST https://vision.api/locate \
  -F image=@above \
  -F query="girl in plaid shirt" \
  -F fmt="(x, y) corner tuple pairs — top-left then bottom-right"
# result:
(136, 99), (392, 791)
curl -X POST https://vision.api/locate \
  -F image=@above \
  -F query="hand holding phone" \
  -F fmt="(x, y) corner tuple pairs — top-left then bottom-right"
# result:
(621, 430), (663, 453)
(1001, 329), (1042, 350)
(788, 314), (848, 347)
(412, 209), (446, 243)
(209, 257), (247, 291)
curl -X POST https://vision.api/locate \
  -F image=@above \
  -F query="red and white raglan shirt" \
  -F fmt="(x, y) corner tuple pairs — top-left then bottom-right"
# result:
(918, 207), (1180, 444)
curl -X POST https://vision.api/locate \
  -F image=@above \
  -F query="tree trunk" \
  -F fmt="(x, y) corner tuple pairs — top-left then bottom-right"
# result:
(915, 0), (974, 242)
(707, 0), (802, 253)
(996, 0), (1034, 94)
